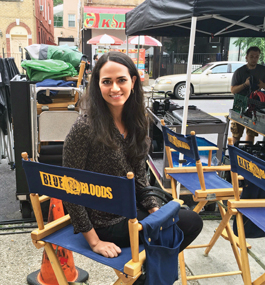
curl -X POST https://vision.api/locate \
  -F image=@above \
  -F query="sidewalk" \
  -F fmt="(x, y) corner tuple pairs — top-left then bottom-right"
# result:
(1, 218), (264, 285)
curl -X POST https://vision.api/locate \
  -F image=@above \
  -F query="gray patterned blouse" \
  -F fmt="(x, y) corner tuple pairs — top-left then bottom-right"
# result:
(63, 115), (159, 234)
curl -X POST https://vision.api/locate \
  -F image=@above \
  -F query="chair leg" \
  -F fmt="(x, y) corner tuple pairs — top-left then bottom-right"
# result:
(253, 272), (265, 285)
(204, 209), (232, 256)
(236, 213), (252, 285)
(193, 200), (207, 213)
(204, 205), (243, 274)
(44, 243), (68, 285)
(179, 251), (188, 285)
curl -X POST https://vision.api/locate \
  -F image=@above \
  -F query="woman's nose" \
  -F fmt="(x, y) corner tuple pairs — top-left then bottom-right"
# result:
(111, 82), (120, 92)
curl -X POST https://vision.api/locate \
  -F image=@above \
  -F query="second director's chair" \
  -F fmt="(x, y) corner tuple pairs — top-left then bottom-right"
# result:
(162, 125), (245, 283)
(226, 138), (265, 285)
(22, 153), (183, 285)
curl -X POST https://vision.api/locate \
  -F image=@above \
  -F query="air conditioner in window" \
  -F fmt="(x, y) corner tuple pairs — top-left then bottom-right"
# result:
(48, 19), (51, 25)
(40, 5), (44, 11)
(87, 0), (92, 3)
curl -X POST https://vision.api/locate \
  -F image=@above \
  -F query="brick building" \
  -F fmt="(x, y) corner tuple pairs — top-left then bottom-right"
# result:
(0, 0), (54, 71)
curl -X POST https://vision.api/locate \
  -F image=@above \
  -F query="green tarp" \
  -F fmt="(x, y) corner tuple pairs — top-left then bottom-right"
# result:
(21, 59), (78, 81)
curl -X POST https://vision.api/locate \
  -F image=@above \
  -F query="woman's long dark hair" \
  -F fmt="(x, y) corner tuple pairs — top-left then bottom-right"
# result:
(80, 51), (149, 164)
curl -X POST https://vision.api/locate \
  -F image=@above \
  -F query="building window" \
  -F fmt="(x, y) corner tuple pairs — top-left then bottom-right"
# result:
(54, 15), (63, 27)
(68, 14), (75, 27)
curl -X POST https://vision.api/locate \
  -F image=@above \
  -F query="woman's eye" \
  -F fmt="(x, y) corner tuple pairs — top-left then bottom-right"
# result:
(119, 78), (127, 83)
(102, 80), (111, 85)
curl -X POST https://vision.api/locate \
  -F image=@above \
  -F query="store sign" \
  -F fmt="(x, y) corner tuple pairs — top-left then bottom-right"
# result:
(84, 13), (126, 29)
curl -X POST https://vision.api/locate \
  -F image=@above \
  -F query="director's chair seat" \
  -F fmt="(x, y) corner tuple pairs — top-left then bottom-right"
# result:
(226, 138), (265, 285)
(161, 124), (245, 284)
(22, 152), (183, 285)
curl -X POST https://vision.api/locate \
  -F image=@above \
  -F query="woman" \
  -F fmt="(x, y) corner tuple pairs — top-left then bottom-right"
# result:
(63, 51), (203, 260)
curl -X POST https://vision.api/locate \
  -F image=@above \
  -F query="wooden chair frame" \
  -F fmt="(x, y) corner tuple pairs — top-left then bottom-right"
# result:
(226, 137), (265, 285)
(161, 121), (245, 284)
(22, 152), (182, 285)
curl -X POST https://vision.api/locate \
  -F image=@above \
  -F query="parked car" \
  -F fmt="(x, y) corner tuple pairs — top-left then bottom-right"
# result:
(152, 61), (246, 99)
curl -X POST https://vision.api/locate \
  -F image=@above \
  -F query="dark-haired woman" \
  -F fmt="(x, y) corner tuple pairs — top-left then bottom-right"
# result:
(63, 51), (203, 260)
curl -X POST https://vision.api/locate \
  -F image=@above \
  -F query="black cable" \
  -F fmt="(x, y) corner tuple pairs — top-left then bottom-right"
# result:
(0, 218), (36, 225)
(0, 231), (32, 235)
(0, 225), (37, 230)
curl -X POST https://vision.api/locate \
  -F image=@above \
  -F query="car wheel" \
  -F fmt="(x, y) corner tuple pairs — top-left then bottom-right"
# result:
(174, 83), (192, 100)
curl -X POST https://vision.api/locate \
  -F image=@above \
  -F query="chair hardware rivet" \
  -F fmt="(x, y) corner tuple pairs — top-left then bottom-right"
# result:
(160, 226), (163, 230)
(173, 218), (175, 222)
(148, 238), (151, 242)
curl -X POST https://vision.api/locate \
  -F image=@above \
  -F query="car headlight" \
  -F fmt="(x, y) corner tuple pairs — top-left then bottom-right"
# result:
(155, 78), (172, 84)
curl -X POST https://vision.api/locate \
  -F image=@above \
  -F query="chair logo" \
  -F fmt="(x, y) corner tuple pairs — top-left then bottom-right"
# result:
(237, 156), (265, 179)
(39, 171), (113, 199)
(167, 133), (190, 150)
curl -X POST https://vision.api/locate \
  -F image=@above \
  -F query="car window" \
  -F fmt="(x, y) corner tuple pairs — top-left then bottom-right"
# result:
(192, 64), (213, 74)
(211, 64), (228, 74)
(231, 63), (245, 73)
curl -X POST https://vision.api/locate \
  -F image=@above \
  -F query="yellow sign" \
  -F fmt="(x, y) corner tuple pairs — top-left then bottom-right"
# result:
(237, 156), (265, 179)
(167, 133), (190, 150)
(39, 171), (113, 199)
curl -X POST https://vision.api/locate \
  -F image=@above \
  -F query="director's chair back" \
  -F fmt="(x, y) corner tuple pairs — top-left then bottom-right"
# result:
(227, 138), (265, 285)
(162, 125), (245, 284)
(22, 153), (183, 285)
(162, 125), (234, 210)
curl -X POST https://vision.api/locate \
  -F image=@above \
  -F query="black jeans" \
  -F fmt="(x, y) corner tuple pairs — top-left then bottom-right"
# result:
(95, 208), (203, 252)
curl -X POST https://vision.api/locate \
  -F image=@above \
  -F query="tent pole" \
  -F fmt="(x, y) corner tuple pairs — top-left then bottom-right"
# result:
(126, 35), (129, 55)
(182, 16), (197, 136)
(137, 35), (140, 69)
(177, 16), (197, 198)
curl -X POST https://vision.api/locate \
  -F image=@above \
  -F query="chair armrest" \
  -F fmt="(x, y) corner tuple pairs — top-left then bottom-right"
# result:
(165, 165), (231, 175)
(170, 146), (219, 152)
(228, 199), (265, 208)
(31, 214), (71, 241)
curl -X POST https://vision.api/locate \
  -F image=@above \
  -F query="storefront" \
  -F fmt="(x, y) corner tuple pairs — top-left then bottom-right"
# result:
(82, 6), (132, 62)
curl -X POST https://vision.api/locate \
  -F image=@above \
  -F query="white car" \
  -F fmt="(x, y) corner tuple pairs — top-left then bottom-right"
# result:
(152, 61), (245, 99)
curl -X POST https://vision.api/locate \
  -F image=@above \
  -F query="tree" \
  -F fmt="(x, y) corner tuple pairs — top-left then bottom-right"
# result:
(233, 38), (265, 64)
(53, 0), (63, 7)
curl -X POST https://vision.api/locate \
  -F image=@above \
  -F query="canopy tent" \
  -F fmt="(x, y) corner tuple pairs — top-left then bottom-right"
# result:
(125, 0), (265, 38)
(125, 0), (265, 137)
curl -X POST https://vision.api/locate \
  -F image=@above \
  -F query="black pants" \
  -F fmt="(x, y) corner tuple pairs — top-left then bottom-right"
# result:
(96, 208), (203, 252)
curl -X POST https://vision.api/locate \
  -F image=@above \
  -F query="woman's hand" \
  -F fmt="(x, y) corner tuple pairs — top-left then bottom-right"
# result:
(91, 240), (121, 258)
(82, 228), (121, 258)
(148, 207), (159, 214)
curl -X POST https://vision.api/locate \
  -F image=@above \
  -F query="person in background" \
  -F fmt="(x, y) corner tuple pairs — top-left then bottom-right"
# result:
(231, 46), (265, 144)
(92, 54), (98, 70)
(63, 51), (203, 284)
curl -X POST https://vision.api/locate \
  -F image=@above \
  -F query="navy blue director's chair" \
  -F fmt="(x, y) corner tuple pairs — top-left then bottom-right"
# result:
(162, 125), (246, 284)
(21, 152), (183, 285)
(227, 138), (265, 285)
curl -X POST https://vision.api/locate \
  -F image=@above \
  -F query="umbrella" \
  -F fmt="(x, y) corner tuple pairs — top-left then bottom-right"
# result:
(124, 35), (162, 46)
(125, 35), (162, 69)
(87, 34), (124, 45)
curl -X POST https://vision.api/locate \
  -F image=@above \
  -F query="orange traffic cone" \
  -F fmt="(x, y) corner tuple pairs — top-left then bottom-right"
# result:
(27, 198), (89, 285)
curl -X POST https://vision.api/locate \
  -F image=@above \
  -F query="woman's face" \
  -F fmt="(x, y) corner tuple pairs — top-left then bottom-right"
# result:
(99, 60), (136, 112)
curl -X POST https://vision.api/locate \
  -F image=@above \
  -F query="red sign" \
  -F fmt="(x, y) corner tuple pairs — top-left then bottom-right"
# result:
(84, 7), (132, 29)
